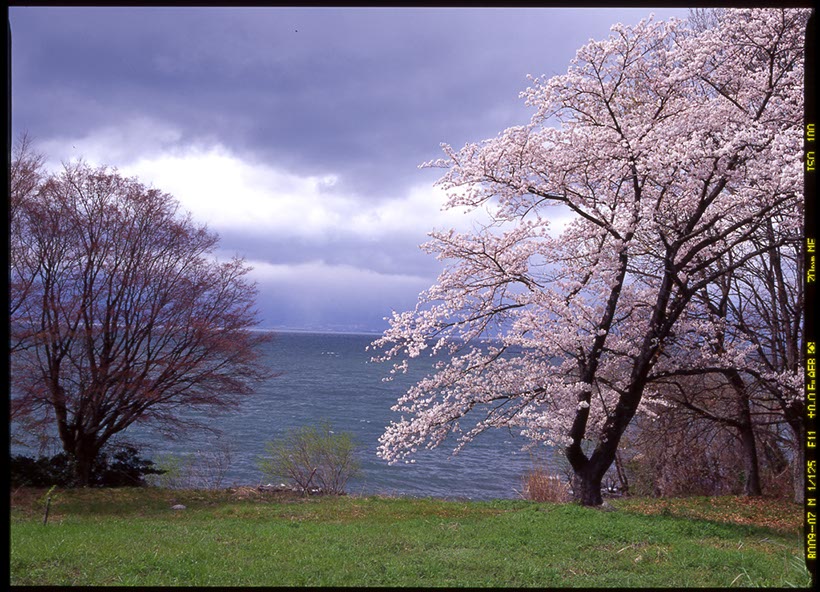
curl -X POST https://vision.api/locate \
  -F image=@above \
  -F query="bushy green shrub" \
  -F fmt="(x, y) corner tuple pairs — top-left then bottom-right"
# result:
(10, 454), (77, 487)
(10, 444), (164, 488)
(96, 444), (165, 487)
(257, 422), (360, 495)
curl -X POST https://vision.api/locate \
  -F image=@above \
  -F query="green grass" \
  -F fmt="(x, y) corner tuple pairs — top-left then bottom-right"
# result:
(10, 487), (812, 587)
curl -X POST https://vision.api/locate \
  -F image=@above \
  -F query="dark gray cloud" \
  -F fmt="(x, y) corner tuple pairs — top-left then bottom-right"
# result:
(217, 228), (434, 278)
(12, 7), (689, 193)
(10, 6), (690, 332)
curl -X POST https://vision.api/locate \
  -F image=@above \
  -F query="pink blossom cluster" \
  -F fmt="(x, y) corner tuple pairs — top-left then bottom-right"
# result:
(373, 9), (809, 469)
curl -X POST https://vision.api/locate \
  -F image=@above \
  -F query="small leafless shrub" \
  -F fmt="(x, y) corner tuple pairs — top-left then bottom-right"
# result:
(147, 436), (235, 490)
(520, 466), (572, 503)
(257, 422), (360, 496)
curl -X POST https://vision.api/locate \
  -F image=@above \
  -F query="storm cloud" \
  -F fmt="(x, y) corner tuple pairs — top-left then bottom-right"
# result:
(10, 6), (690, 333)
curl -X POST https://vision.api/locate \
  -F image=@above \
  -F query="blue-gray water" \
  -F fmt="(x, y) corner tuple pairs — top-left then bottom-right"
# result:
(10, 331), (556, 499)
(123, 331), (551, 500)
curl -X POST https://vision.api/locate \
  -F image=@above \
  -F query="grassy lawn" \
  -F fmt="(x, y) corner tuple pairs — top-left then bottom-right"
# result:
(10, 486), (811, 587)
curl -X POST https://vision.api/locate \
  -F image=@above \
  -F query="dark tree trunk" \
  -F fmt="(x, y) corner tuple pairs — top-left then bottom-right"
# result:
(737, 421), (762, 496)
(573, 469), (604, 506)
(613, 450), (630, 496)
(726, 370), (762, 496)
(56, 408), (99, 486)
(74, 445), (95, 486)
(794, 441), (805, 505)
(67, 436), (101, 487)
(566, 370), (651, 507)
(790, 421), (805, 505)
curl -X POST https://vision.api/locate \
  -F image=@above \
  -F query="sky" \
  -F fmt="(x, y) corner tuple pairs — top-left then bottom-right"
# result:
(9, 6), (692, 334)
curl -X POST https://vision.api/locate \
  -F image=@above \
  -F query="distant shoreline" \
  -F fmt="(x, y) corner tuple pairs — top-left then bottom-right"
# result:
(250, 327), (384, 337)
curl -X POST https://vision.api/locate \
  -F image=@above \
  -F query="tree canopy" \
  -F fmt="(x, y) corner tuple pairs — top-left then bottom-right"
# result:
(10, 141), (272, 485)
(372, 8), (809, 505)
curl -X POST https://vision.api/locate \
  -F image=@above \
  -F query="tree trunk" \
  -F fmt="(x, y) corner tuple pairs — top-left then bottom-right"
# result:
(792, 423), (805, 505)
(738, 423), (762, 496)
(613, 450), (630, 496)
(726, 370), (762, 496)
(568, 446), (615, 507)
(572, 469), (604, 507)
(72, 438), (101, 487)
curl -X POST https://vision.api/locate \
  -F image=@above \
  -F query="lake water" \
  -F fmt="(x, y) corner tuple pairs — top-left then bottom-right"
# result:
(123, 331), (555, 500)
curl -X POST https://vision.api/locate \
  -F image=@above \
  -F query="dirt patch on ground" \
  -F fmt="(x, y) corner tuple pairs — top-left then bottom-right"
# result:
(228, 485), (295, 501)
(616, 496), (802, 535)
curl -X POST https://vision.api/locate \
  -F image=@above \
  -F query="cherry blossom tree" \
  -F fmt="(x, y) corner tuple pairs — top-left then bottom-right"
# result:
(372, 8), (808, 506)
(10, 145), (273, 486)
(637, 8), (805, 494)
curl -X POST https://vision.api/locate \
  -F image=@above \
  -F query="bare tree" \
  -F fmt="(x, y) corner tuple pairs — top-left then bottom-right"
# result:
(9, 146), (273, 485)
(717, 216), (804, 501)
(9, 134), (46, 344)
(687, 8), (727, 34)
(647, 205), (804, 500)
